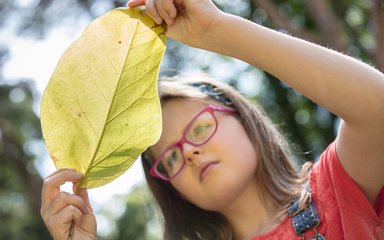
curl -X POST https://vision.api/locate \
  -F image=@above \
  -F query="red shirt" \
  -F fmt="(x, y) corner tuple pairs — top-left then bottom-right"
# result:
(251, 142), (384, 240)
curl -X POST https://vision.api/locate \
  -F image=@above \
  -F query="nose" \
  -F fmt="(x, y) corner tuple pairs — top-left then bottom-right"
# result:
(182, 143), (203, 164)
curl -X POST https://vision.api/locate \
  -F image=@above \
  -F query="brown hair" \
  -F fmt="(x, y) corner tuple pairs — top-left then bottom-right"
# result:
(141, 74), (305, 239)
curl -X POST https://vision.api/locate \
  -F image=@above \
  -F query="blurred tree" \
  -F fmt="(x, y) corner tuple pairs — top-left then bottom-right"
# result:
(0, 0), (382, 239)
(113, 184), (162, 240)
(0, 79), (50, 239)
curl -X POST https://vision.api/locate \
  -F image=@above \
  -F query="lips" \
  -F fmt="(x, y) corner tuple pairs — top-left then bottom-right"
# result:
(199, 161), (219, 181)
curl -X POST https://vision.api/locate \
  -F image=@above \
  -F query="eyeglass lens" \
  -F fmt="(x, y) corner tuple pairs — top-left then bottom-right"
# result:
(155, 111), (217, 179)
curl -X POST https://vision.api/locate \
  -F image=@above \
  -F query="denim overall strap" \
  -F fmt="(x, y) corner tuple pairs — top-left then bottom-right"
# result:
(288, 183), (326, 240)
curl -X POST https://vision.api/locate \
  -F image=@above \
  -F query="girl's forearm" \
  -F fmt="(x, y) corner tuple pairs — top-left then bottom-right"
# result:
(204, 13), (384, 127)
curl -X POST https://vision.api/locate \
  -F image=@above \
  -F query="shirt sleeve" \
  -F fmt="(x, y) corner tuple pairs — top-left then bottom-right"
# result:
(310, 141), (384, 239)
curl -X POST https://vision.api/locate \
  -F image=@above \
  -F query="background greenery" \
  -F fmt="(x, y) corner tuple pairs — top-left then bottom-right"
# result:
(0, 0), (382, 239)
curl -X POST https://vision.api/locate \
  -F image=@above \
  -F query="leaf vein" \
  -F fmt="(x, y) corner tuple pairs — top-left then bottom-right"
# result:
(82, 19), (141, 178)
(116, 57), (161, 95)
(130, 35), (160, 49)
(69, 67), (98, 137)
(91, 127), (141, 167)
(107, 72), (158, 124)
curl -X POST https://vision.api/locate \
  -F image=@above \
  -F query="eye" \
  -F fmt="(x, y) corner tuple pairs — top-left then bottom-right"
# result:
(166, 150), (180, 167)
(192, 123), (214, 137)
(186, 111), (216, 143)
(156, 148), (183, 178)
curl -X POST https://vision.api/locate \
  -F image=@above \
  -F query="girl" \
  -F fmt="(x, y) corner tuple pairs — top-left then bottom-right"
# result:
(40, 0), (384, 239)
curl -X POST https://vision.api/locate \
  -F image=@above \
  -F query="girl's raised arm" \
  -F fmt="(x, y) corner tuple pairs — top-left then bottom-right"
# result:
(129, 0), (384, 205)
(214, 14), (384, 205)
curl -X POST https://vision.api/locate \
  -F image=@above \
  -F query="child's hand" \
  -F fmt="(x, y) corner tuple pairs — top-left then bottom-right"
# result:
(127, 0), (223, 48)
(40, 169), (97, 240)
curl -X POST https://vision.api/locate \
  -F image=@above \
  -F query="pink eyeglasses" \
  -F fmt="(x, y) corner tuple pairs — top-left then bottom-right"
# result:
(150, 105), (236, 181)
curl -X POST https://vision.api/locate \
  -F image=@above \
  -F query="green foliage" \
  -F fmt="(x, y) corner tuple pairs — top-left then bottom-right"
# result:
(0, 81), (50, 239)
(114, 184), (162, 240)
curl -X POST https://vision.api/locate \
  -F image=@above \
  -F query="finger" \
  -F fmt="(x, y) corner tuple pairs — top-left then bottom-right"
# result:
(161, 0), (177, 19)
(146, 0), (163, 24)
(44, 192), (89, 217)
(127, 0), (146, 8)
(46, 205), (83, 231)
(41, 169), (83, 212)
(72, 185), (93, 213)
(44, 168), (80, 180)
(77, 188), (94, 213)
(155, 0), (174, 25)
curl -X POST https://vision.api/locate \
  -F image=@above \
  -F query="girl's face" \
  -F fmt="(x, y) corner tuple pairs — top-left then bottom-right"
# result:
(150, 99), (259, 212)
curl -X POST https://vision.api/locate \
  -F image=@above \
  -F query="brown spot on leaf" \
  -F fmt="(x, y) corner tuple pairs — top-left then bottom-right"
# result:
(51, 155), (59, 163)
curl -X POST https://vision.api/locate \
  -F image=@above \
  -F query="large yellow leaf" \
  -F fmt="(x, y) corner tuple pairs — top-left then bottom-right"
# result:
(40, 8), (166, 188)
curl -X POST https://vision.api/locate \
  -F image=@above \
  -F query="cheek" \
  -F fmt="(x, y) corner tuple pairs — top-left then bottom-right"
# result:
(215, 120), (257, 163)
(170, 170), (220, 209)
(171, 179), (224, 210)
(170, 173), (201, 202)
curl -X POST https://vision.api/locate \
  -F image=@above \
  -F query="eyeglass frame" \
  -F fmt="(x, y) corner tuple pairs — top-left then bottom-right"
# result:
(149, 104), (237, 181)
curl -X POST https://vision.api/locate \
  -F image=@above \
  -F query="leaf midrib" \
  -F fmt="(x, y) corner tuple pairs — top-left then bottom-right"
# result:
(80, 11), (143, 186)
